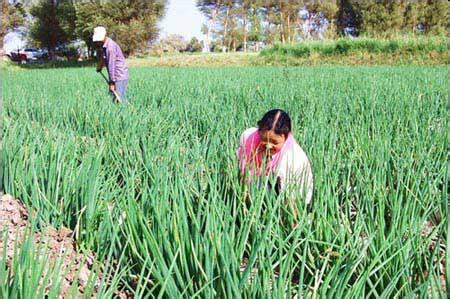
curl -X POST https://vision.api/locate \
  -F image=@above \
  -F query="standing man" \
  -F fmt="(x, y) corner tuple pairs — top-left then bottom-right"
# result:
(93, 26), (129, 103)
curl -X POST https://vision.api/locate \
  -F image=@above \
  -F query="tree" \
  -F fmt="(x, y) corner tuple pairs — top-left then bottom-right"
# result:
(196, 0), (222, 52)
(74, 1), (100, 56)
(305, 0), (338, 39)
(259, 1), (280, 45)
(29, 0), (76, 59)
(247, 4), (263, 50)
(232, 0), (260, 52)
(336, 0), (448, 37)
(185, 37), (202, 52)
(217, 0), (232, 51)
(0, 0), (26, 48)
(337, 0), (355, 35)
(403, 1), (425, 34)
(224, 3), (242, 51)
(277, 1), (307, 43)
(75, 0), (167, 57)
(353, 1), (404, 36)
(422, 0), (448, 35)
(159, 34), (187, 52)
(197, 0), (448, 49)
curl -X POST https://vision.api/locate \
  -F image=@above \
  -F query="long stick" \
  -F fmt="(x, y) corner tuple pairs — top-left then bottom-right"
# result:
(99, 71), (122, 103)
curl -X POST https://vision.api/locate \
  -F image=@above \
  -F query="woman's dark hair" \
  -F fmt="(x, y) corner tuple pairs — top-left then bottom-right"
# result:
(257, 109), (291, 138)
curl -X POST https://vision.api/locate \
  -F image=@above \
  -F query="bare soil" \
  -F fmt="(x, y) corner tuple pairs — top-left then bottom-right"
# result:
(0, 194), (97, 297)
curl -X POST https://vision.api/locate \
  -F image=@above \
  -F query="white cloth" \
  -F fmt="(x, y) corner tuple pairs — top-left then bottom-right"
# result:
(238, 127), (313, 204)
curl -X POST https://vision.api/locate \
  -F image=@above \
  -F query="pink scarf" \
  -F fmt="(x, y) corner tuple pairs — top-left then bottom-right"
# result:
(237, 129), (294, 179)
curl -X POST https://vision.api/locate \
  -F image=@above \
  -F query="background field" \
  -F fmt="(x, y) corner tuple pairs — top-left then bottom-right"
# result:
(1, 66), (447, 297)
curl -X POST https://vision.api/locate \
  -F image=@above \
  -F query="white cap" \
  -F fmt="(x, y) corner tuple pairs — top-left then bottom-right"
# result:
(92, 26), (106, 42)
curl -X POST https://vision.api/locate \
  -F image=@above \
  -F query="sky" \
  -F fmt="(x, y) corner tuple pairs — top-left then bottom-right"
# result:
(159, 0), (206, 41)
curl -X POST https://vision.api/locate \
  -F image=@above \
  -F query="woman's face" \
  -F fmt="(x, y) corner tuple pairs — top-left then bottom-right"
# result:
(258, 130), (286, 156)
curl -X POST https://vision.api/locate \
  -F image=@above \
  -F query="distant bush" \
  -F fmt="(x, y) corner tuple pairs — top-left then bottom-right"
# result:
(260, 36), (447, 59)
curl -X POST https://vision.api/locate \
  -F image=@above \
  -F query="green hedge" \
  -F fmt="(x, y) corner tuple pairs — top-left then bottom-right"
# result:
(261, 36), (447, 58)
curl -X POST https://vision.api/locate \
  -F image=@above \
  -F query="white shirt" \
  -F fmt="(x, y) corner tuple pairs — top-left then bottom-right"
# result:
(239, 128), (313, 204)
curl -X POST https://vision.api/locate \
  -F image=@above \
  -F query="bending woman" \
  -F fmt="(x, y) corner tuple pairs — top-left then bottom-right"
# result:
(237, 109), (313, 216)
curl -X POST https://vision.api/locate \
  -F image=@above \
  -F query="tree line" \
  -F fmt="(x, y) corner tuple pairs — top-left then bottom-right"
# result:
(197, 0), (448, 52)
(1, 0), (167, 58)
(1, 0), (448, 58)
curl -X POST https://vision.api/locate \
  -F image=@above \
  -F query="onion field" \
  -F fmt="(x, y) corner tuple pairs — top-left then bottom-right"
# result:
(1, 66), (447, 298)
